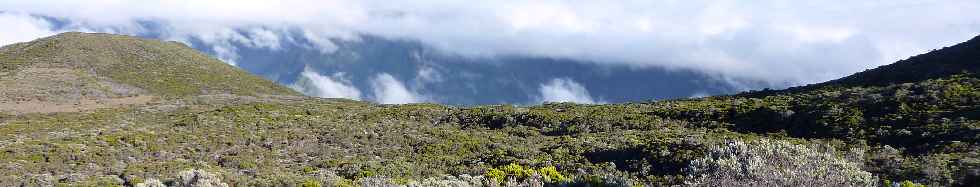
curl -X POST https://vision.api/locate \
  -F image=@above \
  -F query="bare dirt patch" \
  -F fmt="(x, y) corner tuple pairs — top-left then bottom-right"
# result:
(0, 95), (156, 115)
(0, 63), (155, 115)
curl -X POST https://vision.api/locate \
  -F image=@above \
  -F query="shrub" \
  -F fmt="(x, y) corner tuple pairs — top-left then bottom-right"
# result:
(176, 169), (229, 187)
(135, 179), (165, 187)
(238, 160), (258, 169)
(485, 163), (572, 185)
(300, 179), (321, 187)
(406, 175), (488, 187)
(486, 168), (506, 182)
(501, 163), (536, 179)
(538, 166), (569, 183)
(302, 166), (317, 174)
(685, 139), (877, 186)
(884, 180), (926, 187)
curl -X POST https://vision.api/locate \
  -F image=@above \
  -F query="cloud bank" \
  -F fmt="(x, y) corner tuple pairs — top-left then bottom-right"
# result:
(0, 12), (55, 46)
(2, 0), (979, 85)
(370, 73), (424, 104)
(291, 70), (362, 100)
(539, 78), (598, 104)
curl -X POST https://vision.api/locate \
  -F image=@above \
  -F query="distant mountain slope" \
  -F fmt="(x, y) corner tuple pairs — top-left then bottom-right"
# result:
(741, 34), (980, 98)
(825, 35), (980, 87)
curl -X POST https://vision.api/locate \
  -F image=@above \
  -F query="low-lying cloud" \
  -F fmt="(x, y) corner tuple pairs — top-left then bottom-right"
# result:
(289, 70), (430, 104)
(539, 78), (598, 104)
(2, 1), (979, 85)
(371, 73), (425, 104)
(0, 12), (55, 46)
(290, 69), (362, 100)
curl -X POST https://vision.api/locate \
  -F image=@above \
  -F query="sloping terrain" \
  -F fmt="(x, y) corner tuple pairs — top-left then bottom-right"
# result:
(827, 35), (980, 87)
(0, 33), (977, 187)
(0, 32), (298, 115)
(746, 34), (980, 97)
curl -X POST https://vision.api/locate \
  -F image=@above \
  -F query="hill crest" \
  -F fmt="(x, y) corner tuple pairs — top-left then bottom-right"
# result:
(740, 34), (980, 97)
(825, 34), (980, 87)
(0, 32), (299, 114)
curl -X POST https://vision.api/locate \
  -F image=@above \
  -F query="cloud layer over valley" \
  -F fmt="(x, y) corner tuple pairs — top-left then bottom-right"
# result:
(2, 1), (979, 104)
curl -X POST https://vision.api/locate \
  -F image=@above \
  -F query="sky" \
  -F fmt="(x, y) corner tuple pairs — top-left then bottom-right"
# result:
(1, 0), (979, 104)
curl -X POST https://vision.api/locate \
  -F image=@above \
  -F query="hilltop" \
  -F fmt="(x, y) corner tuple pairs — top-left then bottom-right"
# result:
(0, 33), (976, 187)
(745, 34), (980, 97)
(0, 32), (298, 114)
(827, 35), (980, 87)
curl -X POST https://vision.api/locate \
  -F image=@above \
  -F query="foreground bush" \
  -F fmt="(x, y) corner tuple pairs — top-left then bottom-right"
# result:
(136, 169), (228, 187)
(686, 139), (877, 187)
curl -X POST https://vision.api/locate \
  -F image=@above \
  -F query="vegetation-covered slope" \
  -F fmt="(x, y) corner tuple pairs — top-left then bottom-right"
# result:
(0, 33), (977, 187)
(761, 35), (980, 95)
(829, 35), (980, 87)
(0, 32), (298, 98)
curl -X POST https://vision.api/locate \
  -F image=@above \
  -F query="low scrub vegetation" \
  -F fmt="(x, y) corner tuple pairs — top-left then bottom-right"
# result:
(0, 33), (977, 186)
(1, 74), (975, 186)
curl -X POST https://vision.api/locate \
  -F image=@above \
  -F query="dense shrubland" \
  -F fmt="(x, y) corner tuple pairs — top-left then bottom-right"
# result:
(0, 33), (977, 186)
(0, 72), (975, 186)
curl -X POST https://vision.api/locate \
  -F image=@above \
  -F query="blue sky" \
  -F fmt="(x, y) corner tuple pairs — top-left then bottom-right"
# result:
(1, 1), (979, 104)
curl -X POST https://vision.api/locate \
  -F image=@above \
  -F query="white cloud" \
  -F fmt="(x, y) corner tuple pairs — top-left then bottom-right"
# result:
(2, 1), (979, 85)
(416, 66), (443, 83)
(0, 12), (56, 47)
(291, 69), (362, 100)
(539, 78), (597, 104)
(689, 92), (710, 99)
(243, 28), (282, 50)
(371, 73), (424, 104)
(180, 27), (288, 65)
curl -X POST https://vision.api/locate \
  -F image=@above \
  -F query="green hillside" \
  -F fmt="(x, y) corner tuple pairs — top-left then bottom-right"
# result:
(0, 32), (298, 98)
(828, 35), (980, 87)
(0, 33), (976, 187)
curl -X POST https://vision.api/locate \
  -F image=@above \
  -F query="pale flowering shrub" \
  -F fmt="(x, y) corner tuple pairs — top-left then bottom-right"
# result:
(136, 178), (166, 187)
(405, 174), (490, 187)
(685, 139), (877, 187)
(175, 169), (229, 187)
(353, 175), (492, 187)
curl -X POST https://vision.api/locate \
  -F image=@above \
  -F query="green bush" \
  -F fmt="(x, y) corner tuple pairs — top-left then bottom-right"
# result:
(538, 166), (569, 183)
(300, 179), (321, 187)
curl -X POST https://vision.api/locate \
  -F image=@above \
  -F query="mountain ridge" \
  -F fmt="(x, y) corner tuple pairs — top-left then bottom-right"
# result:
(826, 34), (980, 87)
(738, 34), (980, 98)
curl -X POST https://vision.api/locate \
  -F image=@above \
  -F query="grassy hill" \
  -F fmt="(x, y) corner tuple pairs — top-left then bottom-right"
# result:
(0, 33), (976, 187)
(0, 32), (298, 99)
